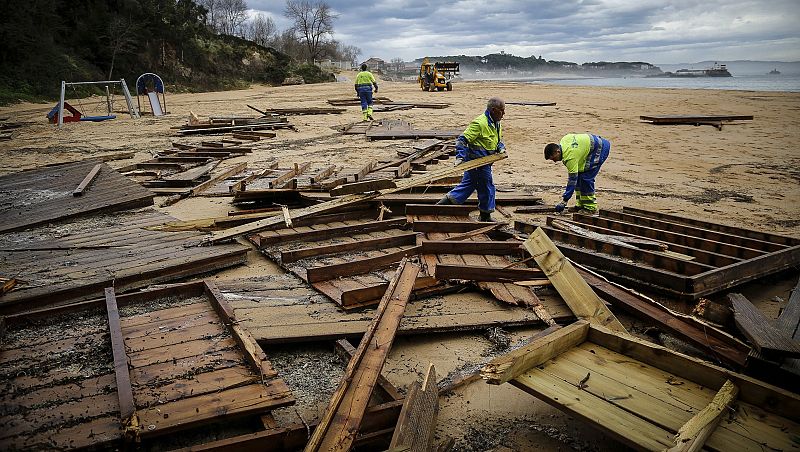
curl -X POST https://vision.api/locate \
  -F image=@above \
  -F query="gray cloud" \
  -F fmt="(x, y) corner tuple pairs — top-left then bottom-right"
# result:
(248, 0), (800, 63)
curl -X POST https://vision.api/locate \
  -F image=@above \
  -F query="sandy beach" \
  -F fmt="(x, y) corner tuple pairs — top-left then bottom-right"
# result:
(2, 76), (799, 449)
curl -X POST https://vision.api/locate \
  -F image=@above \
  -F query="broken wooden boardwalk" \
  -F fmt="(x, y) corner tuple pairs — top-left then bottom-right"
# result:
(482, 321), (800, 452)
(0, 281), (293, 450)
(0, 210), (248, 314)
(0, 160), (154, 233)
(516, 206), (800, 299)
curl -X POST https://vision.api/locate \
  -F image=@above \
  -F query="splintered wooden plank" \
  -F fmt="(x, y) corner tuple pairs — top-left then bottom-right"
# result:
(330, 179), (396, 196)
(205, 153), (507, 244)
(640, 114), (754, 123)
(434, 264), (543, 282)
(668, 380), (739, 452)
(305, 246), (420, 283)
(578, 268), (750, 367)
(523, 228), (626, 333)
(481, 320), (589, 384)
(420, 240), (522, 255)
(729, 293), (800, 359)
(306, 259), (420, 452)
(334, 339), (402, 402)
(405, 204), (474, 216)
(104, 288), (136, 423)
(389, 364), (438, 452)
(73, 163), (103, 196)
(255, 219), (406, 246)
(281, 232), (418, 264)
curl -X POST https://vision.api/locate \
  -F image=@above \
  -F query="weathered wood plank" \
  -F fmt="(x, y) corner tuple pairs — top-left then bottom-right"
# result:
(729, 293), (800, 359)
(523, 228), (626, 332)
(72, 163), (103, 196)
(434, 263), (543, 282)
(305, 246), (420, 283)
(281, 232), (418, 264)
(481, 320), (589, 385)
(104, 287), (137, 427)
(668, 379), (739, 452)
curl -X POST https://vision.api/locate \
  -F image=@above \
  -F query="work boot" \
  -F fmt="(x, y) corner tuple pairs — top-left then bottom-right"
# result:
(576, 208), (599, 216)
(436, 195), (452, 205)
(479, 211), (494, 222)
(362, 110), (369, 121)
(366, 107), (374, 120)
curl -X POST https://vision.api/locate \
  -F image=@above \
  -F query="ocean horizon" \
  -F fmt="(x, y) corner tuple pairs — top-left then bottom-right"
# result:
(481, 74), (800, 93)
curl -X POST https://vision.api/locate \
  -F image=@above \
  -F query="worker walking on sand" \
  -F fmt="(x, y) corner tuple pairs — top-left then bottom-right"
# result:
(544, 133), (611, 215)
(436, 97), (506, 222)
(354, 64), (378, 121)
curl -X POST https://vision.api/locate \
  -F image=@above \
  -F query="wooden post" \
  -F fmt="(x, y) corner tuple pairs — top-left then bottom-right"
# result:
(389, 363), (438, 452)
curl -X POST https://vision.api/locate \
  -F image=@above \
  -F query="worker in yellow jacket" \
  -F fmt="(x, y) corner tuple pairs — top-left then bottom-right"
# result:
(436, 97), (506, 222)
(354, 64), (378, 121)
(544, 133), (611, 215)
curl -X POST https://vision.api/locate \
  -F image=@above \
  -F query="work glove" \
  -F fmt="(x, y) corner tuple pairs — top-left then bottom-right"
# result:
(555, 202), (566, 213)
(497, 143), (506, 154)
(454, 158), (463, 167)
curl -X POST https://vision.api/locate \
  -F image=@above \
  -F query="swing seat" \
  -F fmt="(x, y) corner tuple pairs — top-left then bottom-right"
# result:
(80, 115), (116, 122)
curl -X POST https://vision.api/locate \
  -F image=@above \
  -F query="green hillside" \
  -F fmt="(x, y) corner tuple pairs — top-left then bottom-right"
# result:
(0, 0), (333, 105)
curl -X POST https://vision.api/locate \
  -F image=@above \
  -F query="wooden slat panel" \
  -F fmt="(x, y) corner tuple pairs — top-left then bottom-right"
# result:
(729, 293), (800, 358)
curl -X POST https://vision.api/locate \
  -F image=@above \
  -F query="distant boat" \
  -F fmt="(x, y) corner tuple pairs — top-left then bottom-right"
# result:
(648, 62), (732, 78)
(768, 68), (781, 75)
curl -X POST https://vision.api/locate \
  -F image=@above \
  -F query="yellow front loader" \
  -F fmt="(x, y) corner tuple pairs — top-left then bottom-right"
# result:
(418, 58), (459, 92)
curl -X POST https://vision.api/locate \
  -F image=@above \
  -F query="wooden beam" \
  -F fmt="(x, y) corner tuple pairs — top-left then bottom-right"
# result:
(310, 165), (336, 184)
(330, 179), (397, 196)
(256, 218), (406, 247)
(204, 280), (278, 379)
(578, 267), (749, 367)
(204, 153), (507, 244)
(73, 163), (103, 196)
(729, 293), (800, 359)
(481, 320), (589, 384)
(191, 162), (247, 195)
(104, 287), (138, 433)
(434, 264), (543, 282)
(420, 240), (522, 255)
(389, 364), (438, 452)
(667, 380), (739, 452)
(334, 339), (403, 402)
(281, 232), (418, 264)
(522, 227), (626, 333)
(306, 259), (420, 452)
(412, 220), (497, 233)
(404, 204), (474, 216)
(305, 246), (420, 283)
(442, 222), (507, 241)
(269, 162), (310, 188)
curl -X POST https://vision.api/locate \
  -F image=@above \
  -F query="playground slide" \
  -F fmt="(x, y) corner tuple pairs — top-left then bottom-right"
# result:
(147, 92), (164, 116)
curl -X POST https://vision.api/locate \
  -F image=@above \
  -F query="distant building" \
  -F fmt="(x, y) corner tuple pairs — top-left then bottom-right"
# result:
(360, 57), (386, 71)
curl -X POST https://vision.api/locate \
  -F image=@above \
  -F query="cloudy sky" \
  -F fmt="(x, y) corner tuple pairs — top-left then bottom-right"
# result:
(248, 0), (800, 64)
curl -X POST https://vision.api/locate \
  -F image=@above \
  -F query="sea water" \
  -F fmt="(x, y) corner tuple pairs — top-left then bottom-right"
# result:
(510, 74), (800, 92)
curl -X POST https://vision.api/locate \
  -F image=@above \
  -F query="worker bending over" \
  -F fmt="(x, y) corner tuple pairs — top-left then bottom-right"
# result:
(354, 64), (378, 121)
(544, 133), (611, 215)
(437, 97), (506, 222)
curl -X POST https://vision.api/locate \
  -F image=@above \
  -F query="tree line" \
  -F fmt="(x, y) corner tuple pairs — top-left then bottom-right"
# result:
(0, 0), (358, 104)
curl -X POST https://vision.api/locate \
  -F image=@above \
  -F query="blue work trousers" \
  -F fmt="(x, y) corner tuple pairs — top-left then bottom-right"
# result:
(446, 165), (495, 213)
(576, 137), (610, 211)
(356, 86), (373, 111)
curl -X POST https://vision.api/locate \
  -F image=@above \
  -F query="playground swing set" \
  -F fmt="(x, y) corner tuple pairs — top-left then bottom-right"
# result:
(48, 73), (167, 127)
